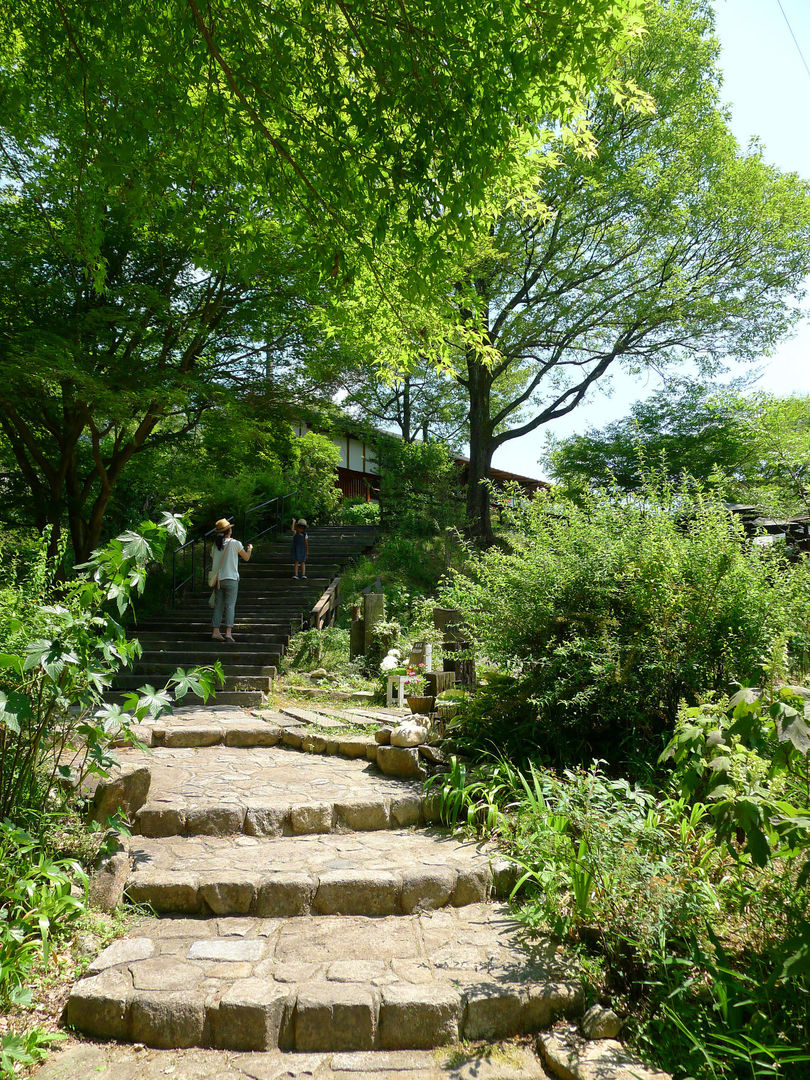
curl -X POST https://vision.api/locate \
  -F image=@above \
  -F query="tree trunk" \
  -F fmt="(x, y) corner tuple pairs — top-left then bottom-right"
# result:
(465, 356), (495, 546)
(402, 377), (412, 442)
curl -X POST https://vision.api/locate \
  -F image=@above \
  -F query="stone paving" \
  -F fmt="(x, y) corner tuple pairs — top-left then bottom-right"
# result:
(128, 745), (426, 837)
(66, 905), (581, 1052)
(67, 701), (581, 1071)
(126, 830), (513, 916)
(35, 1039), (551, 1079)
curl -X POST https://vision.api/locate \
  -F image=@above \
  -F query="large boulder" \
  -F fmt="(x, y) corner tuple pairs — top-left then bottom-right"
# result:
(390, 723), (428, 748)
(90, 764), (151, 824)
(376, 745), (426, 779)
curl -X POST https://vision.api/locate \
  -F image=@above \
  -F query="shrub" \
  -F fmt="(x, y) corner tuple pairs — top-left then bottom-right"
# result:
(291, 432), (342, 522)
(331, 498), (381, 526)
(364, 619), (403, 675)
(442, 481), (810, 769)
(283, 626), (353, 673)
(0, 822), (86, 1008)
(430, 752), (810, 1078)
(378, 440), (464, 536)
(0, 516), (222, 824)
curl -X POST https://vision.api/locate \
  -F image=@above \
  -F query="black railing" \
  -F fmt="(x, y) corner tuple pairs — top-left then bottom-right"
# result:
(170, 525), (217, 607)
(170, 491), (295, 607)
(243, 491), (294, 546)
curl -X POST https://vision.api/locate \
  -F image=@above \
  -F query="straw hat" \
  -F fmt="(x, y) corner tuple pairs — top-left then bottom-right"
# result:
(296, 518), (308, 527)
(214, 518), (233, 533)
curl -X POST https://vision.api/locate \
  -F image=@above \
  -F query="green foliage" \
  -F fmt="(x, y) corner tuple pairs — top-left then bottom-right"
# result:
(283, 627), (355, 677)
(660, 680), (810, 873)
(1, 1027), (63, 1078)
(426, 0), (810, 540)
(378, 440), (464, 537)
(442, 481), (810, 769)
(546, 382), (810, 517)
(331, 499), (381, 526)
(545, 379), (756, 494)
(0, 822), (86, 1009)
(432, 753), (810, 1078)
(0, 515), (223, 823)
(291, 432), (342, 523)
(364, 620), (404, 677)
(105, 399), (299, 540)
(0, 0), (647, 288)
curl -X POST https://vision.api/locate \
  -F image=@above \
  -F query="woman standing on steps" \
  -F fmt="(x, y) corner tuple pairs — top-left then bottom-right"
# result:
(209, 518), (253, 642)
(291, 516), (309, 579)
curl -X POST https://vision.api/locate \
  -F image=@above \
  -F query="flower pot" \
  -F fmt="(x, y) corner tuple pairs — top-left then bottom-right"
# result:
(406, 694), (435, 715)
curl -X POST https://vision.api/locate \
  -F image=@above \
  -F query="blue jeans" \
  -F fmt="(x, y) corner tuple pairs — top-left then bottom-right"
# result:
(212, 578), (239, 628)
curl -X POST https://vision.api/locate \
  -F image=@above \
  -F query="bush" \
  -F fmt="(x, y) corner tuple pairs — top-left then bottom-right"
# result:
(0, 822), (86, 1008)
(442, 480), (810, 769)
(331, 498), (381, 526)
(291, 432), (342, 522)
(364, 619), (403, 676)
(0, 516), (222, 824)
(284, 626), (353, 673)
(431, 753), (810, 1079)
(378, 440), (464, 536)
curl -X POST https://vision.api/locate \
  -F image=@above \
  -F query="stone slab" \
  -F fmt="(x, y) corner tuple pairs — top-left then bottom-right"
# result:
(68, 905), (577, 1051)
(33, 1039), (549, 1080)
(280, 705), (347, 729)
(539, 1032), (671, 1080)
(126, 831), (501, 916)
(124, 744), (425, 838)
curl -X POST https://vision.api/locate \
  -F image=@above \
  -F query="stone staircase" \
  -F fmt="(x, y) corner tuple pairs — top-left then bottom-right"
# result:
(66, 706), (582, 1061)
(111, 525), (376, 707)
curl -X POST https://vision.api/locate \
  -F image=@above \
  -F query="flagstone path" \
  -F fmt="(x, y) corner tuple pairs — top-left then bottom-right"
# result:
(61, 703), (580, 1075)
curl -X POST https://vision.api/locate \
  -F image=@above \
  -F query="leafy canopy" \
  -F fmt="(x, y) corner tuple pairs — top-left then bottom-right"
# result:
(0, 0), (647, 291)
(546, 381), (810, 515)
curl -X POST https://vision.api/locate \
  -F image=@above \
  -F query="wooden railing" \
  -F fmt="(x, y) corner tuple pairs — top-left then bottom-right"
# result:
(310, 575), (341, 629)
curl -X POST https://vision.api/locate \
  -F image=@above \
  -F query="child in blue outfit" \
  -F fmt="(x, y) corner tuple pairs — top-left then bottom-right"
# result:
(291, 517), (309, 579)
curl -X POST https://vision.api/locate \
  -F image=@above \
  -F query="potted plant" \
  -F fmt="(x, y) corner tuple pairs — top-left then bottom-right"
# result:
(404, 663), (434, 714)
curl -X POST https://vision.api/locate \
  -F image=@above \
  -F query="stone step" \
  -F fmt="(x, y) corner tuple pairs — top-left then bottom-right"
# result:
(107, 690), (267, 708)
(131, 632), (294, 644)
(244, 572), (338, 577)
(132, 663), (279, 679)
(134, 646), (287, 662)
(32, 1041), (548, 1080)
(137, 619), (305, 631)
(123, 744), (427, 838)
(113, 673), (273, 693)
(135, 619), (302, 630)
(141, 613), (311, 622)
(125, 829), (512, 916)
(67, 903), (581, 1051)
(131, 714), (292, 748)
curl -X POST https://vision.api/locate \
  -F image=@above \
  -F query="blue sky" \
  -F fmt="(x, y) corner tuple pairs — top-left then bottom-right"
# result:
(494, 0), (810, 479)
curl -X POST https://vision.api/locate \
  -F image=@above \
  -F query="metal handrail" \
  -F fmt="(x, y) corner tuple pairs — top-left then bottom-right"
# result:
(243, 491), (294, 545)
(170, 491), (296, 607)
(170, 525), (218, 607)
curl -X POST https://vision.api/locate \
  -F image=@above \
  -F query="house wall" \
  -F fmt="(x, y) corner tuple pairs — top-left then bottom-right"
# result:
(294, 421), (379, 500)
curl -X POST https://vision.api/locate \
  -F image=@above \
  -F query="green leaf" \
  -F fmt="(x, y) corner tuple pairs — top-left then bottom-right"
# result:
(136, 685), (173, 718)
(0, 652), (24, 675)
(776, 711), (810, 756)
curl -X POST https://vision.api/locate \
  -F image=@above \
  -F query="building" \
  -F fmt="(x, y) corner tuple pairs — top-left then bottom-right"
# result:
(292, 417), (547, 501)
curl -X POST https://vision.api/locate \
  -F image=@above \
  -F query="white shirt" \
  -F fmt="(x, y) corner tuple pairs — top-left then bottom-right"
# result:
(211, 537), (244, 581)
